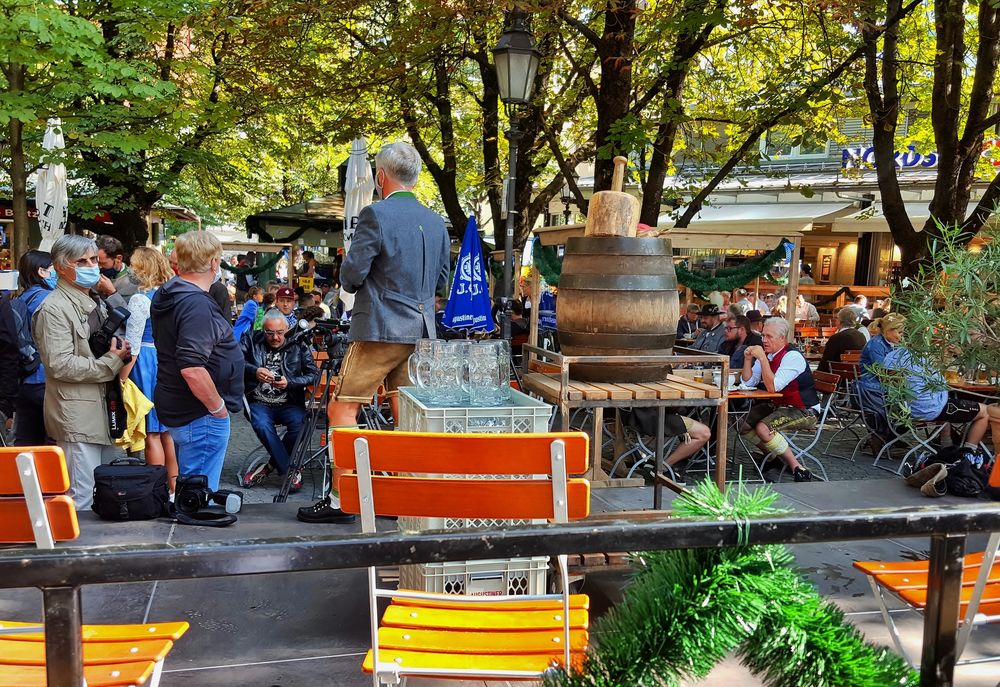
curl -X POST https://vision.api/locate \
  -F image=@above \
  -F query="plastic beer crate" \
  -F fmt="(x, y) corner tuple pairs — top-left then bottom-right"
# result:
(395, 387), (555, 594)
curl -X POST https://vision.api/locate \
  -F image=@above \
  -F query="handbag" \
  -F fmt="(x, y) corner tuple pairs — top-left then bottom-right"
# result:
(92, 457), (170, 521)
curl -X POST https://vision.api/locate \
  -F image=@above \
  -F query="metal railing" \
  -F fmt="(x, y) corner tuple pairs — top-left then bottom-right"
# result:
(2, 503), (999, 687)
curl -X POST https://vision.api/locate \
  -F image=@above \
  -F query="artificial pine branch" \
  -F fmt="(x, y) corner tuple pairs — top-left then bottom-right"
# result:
(544, 479), (917, 687)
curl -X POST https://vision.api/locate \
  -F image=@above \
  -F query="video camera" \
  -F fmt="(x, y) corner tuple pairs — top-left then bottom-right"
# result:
(173, 475), (243, 527)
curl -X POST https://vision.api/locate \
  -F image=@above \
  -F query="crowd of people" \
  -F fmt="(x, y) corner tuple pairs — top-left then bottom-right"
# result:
(0, 141), (449, 527)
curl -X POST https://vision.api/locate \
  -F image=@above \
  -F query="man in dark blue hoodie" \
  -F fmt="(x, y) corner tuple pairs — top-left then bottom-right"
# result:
(152, 232), (243, 491)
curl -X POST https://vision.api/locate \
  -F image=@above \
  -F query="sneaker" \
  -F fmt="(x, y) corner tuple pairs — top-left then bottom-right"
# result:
(793, 467), (813, 482)
(296, 496), (357, 524)
(242, 461), (272, 487)
(289, 469), (303, 493)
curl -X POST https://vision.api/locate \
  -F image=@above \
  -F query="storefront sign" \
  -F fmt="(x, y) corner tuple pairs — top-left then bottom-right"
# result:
(0, 206), (39, 219)
(842, 140), (1000, 169)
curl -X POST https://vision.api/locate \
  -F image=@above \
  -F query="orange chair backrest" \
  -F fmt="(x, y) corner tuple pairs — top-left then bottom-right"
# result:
(841, 350), (862, 362)
(812, 370), (841, 395)
(336, 430), (590, 521)
(0, 447), (79, 544)
(797, 327), (819, 338)
(828, 361), (860, 381)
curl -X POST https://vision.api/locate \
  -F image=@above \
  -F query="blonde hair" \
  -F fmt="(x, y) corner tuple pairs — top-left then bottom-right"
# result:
(129, 246), (173, 290)
(174, 231), (222, 273)
(871, 312), (906, 337)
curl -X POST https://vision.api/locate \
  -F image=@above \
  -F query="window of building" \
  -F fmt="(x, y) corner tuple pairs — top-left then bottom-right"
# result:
(760, 129), (828, 159)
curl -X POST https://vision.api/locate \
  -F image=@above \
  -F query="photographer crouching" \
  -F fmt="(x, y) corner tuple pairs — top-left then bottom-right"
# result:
(33, 235), (133, 509)
(240, 309), (320, 490)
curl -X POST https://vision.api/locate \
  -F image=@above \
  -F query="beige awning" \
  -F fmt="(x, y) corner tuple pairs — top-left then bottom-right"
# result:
(831, 202), (995, 233)
(657, 202), (857, 234)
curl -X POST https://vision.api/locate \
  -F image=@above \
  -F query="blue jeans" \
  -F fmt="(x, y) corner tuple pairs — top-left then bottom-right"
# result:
(166, 414), (231, 491)
(247, 402), (306, 474)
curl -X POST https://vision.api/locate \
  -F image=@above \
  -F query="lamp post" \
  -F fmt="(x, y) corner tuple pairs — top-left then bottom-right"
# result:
(493, 8), (540, 340)
(560, 171), (577, 224)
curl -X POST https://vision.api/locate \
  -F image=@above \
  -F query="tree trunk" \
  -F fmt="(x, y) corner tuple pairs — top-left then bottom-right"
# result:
(109, 207), (150, 251)
(8, 63), (29, 262)
(592, 0), (637, 192)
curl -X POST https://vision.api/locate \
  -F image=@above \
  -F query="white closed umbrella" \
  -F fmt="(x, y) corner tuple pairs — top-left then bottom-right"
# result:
(340, 137), (375, 312)
(35, 118), (68, 252)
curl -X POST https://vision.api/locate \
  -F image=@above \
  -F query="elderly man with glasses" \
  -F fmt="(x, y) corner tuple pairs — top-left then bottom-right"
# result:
(240, 308), (319, 490)
(32, 235), (133, 508)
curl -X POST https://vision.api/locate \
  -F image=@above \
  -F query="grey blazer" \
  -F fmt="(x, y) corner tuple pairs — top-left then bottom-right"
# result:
(341, 193), (450, 343)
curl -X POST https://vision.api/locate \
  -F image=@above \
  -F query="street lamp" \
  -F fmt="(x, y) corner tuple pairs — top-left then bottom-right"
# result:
(493, 8), (540, 340)
(560, 171), (577, 224)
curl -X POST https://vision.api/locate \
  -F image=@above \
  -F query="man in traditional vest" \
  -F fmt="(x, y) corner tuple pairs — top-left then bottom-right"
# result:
(738, 317), (819, 482)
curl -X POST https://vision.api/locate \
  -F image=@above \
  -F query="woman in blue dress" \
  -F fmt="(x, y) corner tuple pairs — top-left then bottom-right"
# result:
(121, 247), (178, 491)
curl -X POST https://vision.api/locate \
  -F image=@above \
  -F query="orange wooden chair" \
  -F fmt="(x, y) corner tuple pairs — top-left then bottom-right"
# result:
(0, 447), (189, 687)
(854, 532), (1000, 667)
(796, 326), (820, 339)
(334, 429), (591, 685)
(840, 350), (862, 364)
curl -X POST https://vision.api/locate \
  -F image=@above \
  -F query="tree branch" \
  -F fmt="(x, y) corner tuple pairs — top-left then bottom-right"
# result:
(675, 0), (922, 228)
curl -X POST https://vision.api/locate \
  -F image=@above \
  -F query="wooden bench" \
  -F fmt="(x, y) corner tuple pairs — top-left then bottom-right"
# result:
(335, 429), (591, 684)
(0, 447), (189, 687)
(854, 532), (1000, 668)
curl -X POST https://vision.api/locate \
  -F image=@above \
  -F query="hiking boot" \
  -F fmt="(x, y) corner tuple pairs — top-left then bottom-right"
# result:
(297, 496), (357, 524)
(793, 467), (813, 482)
(289, 469), (303, 493)
(242, 461), (272, 488)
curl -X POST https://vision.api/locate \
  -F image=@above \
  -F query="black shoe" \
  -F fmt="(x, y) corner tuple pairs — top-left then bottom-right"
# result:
(793, 467), (813, 482)
(297, 497), (357, 524)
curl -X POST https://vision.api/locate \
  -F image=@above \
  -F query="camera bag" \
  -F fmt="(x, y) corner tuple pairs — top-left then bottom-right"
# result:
(92, 457), (170, 521)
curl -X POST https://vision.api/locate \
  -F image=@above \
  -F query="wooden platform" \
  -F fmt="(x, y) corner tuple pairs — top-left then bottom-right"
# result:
(524, 373), (722, 403)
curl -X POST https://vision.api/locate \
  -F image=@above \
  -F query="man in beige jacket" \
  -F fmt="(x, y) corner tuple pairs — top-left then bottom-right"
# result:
(33, 235), (132, 508)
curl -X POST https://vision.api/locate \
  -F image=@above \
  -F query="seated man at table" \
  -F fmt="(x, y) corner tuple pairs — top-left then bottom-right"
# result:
(676, 303), (701, 340)
(718, 315), (762, 369)
(622, 408), (711, 480)
(739, 317), (819, 482)
(240, 309), (321, 490)
(818, 307), (867, 372)
(689, 303), (725, 353)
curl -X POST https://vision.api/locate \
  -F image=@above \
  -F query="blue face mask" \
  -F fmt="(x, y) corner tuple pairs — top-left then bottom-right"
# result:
(74, 266), (101, 289)
(43, 272), (58, 289)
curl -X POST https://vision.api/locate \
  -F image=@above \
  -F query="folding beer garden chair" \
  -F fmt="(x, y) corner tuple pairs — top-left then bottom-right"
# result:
(753, 371), (840, 482)
(854, 532), (1000, 667)
(334, 429), (591, 685)
(0, 446), (189, 687)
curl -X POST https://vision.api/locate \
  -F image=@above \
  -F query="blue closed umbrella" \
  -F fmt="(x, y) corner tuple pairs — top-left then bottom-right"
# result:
(442, 216), (495, 333)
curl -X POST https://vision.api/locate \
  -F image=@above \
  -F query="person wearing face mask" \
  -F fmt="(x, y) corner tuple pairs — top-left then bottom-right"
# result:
(32, 236), (134, 509)
(10, 250), (57, 445)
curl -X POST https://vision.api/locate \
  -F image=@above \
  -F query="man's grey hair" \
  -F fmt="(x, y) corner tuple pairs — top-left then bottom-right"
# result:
(262, 308), (288, 328)
(51, 235), (98, 267)
(837, 306), (859, 327)
(376, 141), (422, 187)
(763, 316), (790, 340)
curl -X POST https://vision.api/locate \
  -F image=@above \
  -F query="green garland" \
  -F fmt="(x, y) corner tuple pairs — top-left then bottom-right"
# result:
(529, 238), (790, 294)
(544, 479), (916, 687)
(674, 239), (792, 295)
(221, 251), (283, 276)
(532, 241), (562, 286)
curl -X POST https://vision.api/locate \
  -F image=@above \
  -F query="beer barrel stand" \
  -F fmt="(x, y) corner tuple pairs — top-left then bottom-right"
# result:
(521, 344), (730, 510)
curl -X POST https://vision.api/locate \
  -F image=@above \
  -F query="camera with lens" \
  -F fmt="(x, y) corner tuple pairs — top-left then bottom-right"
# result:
(89, 306), (132, 362)
(175, 474), (243, 515)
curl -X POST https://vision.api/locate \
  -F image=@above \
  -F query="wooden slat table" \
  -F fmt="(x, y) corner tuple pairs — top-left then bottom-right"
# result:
(521, 345), (730, 509)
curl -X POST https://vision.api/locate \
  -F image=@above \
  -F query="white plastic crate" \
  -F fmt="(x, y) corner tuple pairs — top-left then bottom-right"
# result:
(399, 557), (548, 596)
(397, 387), (553, 434)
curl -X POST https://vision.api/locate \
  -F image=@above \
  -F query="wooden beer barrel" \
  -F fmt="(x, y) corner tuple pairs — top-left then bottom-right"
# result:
(557, 236), (678, 382)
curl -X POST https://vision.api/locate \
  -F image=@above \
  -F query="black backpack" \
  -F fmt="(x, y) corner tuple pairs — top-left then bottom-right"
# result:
(8, 294), (40, 379)
(916, 446), (989, 498)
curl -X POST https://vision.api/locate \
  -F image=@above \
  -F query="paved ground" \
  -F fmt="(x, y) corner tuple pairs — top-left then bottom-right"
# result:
(3, 408), (997, 686)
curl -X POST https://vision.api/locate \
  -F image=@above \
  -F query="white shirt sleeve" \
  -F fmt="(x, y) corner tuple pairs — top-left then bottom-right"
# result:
(771, 349), (807, 391)
(125, 293), (150, 351)
(746, 358), (763, 386)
